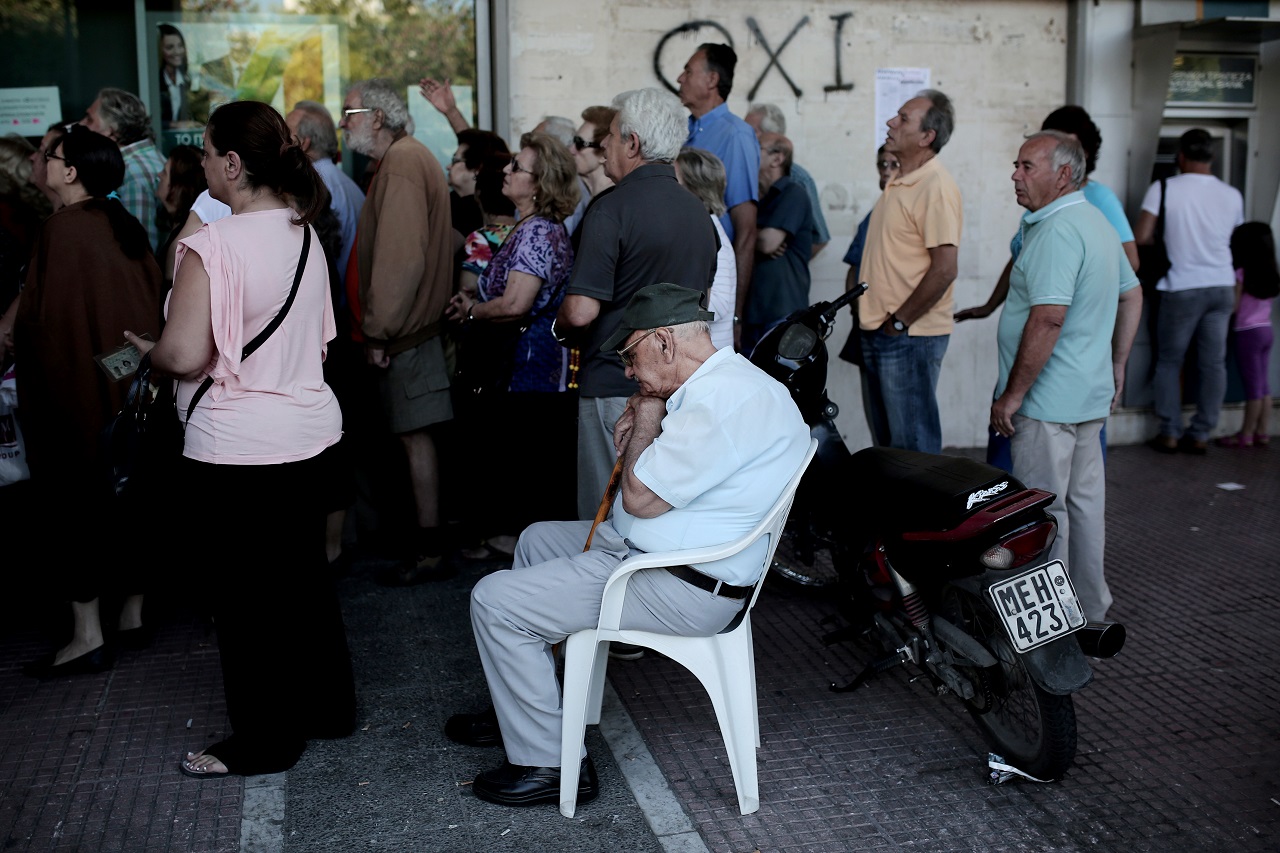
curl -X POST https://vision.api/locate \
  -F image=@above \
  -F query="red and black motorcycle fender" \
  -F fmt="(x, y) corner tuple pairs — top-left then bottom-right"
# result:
(949, 573), (1094, 696)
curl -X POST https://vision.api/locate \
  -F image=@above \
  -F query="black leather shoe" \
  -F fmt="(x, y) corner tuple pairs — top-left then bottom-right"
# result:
(1177, 435), (1208, 456)
(445, 707), (502, 747)
(472, 756), (598, 807)
(23, 646), (112, 680)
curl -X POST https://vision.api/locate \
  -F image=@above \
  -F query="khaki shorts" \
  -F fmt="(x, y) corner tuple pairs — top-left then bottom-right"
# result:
(378, 335), (453, 434)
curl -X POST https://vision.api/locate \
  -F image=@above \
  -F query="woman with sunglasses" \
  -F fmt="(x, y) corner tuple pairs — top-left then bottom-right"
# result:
(569, 105), (617, 251)
(445, 131), (579, 561)
(15, 126), (162, 679)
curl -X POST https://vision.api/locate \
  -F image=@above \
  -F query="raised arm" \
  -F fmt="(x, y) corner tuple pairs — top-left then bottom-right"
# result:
(418, 77), (469, 135)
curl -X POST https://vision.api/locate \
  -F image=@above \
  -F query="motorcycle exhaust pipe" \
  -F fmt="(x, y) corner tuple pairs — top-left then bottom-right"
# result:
(1075, 621), (1126, 658)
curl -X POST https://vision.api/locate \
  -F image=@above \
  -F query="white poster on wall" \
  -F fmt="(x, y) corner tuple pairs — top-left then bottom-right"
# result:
(874, 68), (930, 150)
(0, 86), (61, 135)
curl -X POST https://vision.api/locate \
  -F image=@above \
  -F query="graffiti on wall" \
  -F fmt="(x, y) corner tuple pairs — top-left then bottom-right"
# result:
(653, 13), (856, 101)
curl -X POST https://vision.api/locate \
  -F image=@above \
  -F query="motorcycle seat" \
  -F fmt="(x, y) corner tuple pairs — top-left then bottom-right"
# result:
(846, 447), (1025, 536)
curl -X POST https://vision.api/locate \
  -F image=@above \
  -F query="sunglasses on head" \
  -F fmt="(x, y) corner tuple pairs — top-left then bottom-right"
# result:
(573, 136), (601, 151)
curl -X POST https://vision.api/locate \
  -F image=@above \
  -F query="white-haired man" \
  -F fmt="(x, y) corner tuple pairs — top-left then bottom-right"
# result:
(555, 87), (719, 525)
(991, 131), (1142, 621)
(339, 79), (454, 584)
(80, 88), (165, 250)
(745, 102), (829, 256)
(286, 100), (365, 281)
(447, 283), (809, 807)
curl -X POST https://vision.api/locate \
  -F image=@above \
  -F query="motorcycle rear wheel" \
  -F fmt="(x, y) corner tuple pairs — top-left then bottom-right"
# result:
(943, 587), (1077, 780)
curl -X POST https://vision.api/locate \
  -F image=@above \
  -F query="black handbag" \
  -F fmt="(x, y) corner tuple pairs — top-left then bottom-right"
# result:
(100, 352), (184, 498)
(454, 259), (568, 396)
(453, 317), (529, 396)
(100, 228), (311, 497)
(1138, 177), (1170, 289)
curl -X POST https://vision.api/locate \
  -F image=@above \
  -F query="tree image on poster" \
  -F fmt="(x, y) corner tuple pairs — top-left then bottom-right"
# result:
(292, 0), (477, 115)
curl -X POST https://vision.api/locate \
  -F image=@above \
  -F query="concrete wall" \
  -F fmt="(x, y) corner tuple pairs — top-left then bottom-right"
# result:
(502, 0), (1070, 450)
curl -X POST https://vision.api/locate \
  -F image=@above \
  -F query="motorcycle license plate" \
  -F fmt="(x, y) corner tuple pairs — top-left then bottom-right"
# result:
(987, 560), (1086, 653)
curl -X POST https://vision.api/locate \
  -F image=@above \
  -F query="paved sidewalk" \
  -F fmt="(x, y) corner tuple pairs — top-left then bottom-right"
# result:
(1, 444), (1277, 852)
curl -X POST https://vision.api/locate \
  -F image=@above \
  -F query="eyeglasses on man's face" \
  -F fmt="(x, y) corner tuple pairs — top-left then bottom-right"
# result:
(44, 150), (68, 164)
(616, 328), (661, 368)
(342, 107), (374, 119)
(572, 136), (601, 151)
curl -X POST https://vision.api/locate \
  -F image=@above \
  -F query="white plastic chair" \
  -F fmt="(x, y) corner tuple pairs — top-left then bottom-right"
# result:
(558, 438), (818, 817)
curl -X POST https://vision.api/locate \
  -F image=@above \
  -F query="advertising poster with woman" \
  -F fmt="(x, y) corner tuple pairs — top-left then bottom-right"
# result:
(145, 14), (345, 153)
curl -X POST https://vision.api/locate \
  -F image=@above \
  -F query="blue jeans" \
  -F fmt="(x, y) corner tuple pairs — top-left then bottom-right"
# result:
(860, 331), (948, 453)
(1153, 287), (1235, 441)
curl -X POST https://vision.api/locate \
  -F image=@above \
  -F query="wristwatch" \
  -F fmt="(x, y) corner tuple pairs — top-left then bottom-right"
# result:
(889, 314), (908, 333)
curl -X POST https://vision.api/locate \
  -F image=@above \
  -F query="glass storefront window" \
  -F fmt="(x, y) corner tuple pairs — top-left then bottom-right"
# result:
(0, 1), (478, 171)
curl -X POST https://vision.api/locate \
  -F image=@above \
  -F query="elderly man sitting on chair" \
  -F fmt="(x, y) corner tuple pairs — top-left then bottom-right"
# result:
(445, 283), (808, 806)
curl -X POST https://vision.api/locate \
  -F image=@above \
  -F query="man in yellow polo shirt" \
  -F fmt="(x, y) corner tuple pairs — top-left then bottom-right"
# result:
(857, 89), (962, 453)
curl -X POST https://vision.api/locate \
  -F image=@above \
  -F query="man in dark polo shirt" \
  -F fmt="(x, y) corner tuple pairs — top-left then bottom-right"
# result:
(742, 132), (814, 352)
(555, 87), (718, 523)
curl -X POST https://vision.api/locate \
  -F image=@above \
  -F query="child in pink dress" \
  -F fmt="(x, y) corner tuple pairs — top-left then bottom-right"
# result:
(1218, 222), (1278, 447)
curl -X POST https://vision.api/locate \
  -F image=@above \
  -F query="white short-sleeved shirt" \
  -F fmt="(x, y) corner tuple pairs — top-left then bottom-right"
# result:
(611, 348), (809, 586)
(1140, 173), (1243, 292)
(174, 208), (341, 465)
(707, 215), (737, 350)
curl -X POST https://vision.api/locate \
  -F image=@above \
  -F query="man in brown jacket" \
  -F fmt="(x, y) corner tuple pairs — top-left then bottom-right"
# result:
(340, 78), (454, 582)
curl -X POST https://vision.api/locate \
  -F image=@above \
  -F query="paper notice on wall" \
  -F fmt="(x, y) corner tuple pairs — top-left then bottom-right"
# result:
(0, 87), (61, 135)
(874, 69), (930, 150)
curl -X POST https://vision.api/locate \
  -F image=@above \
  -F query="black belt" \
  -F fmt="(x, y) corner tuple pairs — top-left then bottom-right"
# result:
(665, 565), (754, 600)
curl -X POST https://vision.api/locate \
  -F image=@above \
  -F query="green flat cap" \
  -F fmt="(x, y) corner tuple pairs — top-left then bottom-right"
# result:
(600, 283), (715, 352)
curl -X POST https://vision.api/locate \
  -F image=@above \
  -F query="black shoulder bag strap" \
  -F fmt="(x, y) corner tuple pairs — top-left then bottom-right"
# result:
(184, 226), (312, 423)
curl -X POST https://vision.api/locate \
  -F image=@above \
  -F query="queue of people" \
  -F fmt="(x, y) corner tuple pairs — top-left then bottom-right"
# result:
(0, 40), (1275, 807)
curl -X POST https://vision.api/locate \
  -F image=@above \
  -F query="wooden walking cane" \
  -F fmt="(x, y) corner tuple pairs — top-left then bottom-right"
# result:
(583, 458), (624, 552)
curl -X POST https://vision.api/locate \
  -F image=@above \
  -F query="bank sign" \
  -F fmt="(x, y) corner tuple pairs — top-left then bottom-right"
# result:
(1167, 53), (1256, 107)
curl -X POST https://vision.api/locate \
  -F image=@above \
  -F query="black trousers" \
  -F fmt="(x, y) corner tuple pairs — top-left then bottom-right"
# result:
(180, 445), (356, 775)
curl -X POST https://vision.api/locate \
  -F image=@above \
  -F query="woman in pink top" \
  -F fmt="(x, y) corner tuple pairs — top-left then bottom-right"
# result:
(1218, 222), (1277, 448)
(126, 101), (355, 778)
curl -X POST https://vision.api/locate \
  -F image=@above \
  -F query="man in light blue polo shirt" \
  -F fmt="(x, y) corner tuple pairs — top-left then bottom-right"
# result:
(679, 43), (760, 348)
(991, 131), (1142, 622)
(446, 284), (808, 807)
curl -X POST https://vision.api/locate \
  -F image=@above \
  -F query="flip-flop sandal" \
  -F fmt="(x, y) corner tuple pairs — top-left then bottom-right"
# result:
(179, 753), (233, 780)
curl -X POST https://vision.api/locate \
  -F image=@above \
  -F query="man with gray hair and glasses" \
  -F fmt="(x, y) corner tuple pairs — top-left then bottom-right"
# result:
(339, 78), (455, 585)
(991, 131), (1142, 622)
(79, 87), (165, 250)
(856, 88), (961, 453)
(286, 100), (365, 282)
(745, 102), (829, 256)
(555, 87), (718, 527)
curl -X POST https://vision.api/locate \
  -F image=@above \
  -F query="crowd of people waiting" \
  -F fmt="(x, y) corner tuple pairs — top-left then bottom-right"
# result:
(0, 39), (1275, 799)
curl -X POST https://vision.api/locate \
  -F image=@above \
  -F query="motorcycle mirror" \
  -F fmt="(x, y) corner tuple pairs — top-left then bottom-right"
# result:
(777, 324), (818, 360)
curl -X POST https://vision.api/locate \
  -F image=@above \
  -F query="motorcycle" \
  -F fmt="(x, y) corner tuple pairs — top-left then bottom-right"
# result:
(749, 288), (1126, 780)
